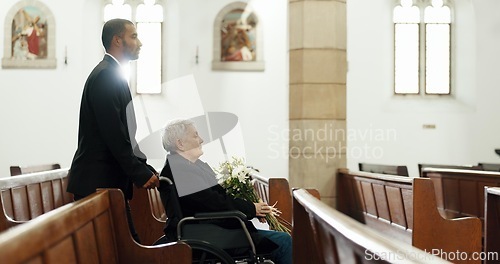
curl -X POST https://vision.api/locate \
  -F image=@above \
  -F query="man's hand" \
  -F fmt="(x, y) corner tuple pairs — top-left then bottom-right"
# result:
(142, 173), (159, 189)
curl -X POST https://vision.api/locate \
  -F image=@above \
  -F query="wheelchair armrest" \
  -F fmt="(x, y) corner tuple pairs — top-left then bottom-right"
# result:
(194, 210), (247, 220)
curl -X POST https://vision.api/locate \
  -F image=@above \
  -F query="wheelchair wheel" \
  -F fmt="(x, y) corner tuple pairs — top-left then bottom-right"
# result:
(183, 239), (236, 264)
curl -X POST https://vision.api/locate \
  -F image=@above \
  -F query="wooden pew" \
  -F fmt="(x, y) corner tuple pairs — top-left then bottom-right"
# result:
(337, 168), (482, 263)
(485, 187), (500, 263)
(251, 172), (293, 229)
(128, 169), (323, 244)
(1, 168), (165, 246)
(0, 168), (72, 232)
(421, 167), (500, 220)
(478, 162), (500, 172)
(359, 162), (409, 176)
(128, 172), (309, 244)
(0, 189), (191, 263)
(251, 172), (320, 231)
(292, 188), (450, 264)
(129, 186), (166, 245)
(10, 163), (61, 176)
(418, 163), (481, 177)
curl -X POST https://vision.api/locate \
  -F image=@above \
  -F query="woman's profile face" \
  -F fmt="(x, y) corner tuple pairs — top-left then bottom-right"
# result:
(180, 125), (204, 159)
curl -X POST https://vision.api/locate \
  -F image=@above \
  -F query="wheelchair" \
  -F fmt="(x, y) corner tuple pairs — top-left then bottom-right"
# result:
(154, 176), (275, 264)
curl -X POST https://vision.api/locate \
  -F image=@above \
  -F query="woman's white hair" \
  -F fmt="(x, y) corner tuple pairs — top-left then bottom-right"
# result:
(162, 119), (195, 152)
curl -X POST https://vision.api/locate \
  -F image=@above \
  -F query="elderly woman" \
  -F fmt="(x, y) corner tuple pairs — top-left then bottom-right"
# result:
(160, 119), (292, 264)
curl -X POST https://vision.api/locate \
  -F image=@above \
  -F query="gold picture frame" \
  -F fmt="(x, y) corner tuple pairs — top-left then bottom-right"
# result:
(212, 2), (264, 71)
(2, 0), (56, 69)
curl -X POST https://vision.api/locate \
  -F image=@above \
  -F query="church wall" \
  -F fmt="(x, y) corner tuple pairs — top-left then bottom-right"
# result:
(0, 0), (289, 178)
(164, 0), (289, 178)
(346, 0), (500, 177)
(471, 0), (500, 172)
(0, 0), (93, 177)
(2, 0), (498, 183)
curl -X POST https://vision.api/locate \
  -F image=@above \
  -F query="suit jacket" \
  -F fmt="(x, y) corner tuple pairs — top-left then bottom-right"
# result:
(68, 55), (153, 200)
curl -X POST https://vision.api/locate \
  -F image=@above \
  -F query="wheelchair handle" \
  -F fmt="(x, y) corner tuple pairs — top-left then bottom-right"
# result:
(158, 176), (173, 191)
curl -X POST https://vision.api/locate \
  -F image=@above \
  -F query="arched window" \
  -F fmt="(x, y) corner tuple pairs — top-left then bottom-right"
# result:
(104, 0), (164, 94)
(393, 0), (452, 95)
(393, 0), (420, 94)
(424, 0), (451, 94)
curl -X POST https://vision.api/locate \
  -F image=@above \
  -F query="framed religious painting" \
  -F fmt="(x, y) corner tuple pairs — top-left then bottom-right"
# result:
(2, 0), (56, 69)
(212, 2), (264, 71)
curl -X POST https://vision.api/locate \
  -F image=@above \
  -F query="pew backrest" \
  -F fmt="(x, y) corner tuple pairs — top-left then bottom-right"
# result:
(292, 188), (450, 264)
(421, 167), (500, 220)
(418, 164), (481, 177)
(251, 173), (293, 227)
(251, 172), (320, 231)
(10, 163), (61, 176)
(129, 186), (166, 245)
(485, 187), (500, 264)
(359, 162), (409, 176)
(337, 169), (415, 243)
(0, 168), (72, 231)
(337, 168), (482, 263)
(0, 189), (191, 263)
(478, 163), (500, 172)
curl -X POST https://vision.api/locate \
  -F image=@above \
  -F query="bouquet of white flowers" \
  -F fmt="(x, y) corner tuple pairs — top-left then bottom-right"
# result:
(214, 157), (290, 233)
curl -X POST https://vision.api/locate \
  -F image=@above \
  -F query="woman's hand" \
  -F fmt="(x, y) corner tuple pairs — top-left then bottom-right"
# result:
(254, 202), (272, 218)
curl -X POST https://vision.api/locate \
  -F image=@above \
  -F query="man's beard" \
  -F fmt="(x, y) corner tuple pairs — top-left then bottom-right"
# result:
(122, 40), (139, 61)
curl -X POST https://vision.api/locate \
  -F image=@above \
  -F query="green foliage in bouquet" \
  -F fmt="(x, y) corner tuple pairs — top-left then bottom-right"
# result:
(214, 157), (290, 234)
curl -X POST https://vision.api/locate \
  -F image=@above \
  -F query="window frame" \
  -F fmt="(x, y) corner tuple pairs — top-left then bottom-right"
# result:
(103, 0), (165, 95)
(393, 0), (453, 96)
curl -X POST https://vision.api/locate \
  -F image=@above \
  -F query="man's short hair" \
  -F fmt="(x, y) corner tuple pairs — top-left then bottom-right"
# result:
(101, 18), (134, 51)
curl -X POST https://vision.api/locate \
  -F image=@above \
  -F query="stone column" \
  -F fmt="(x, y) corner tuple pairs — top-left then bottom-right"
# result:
(289, 0), (346, 207)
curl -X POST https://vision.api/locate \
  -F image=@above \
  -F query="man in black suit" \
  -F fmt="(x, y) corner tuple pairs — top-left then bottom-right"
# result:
(67, 18), (159, 243)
